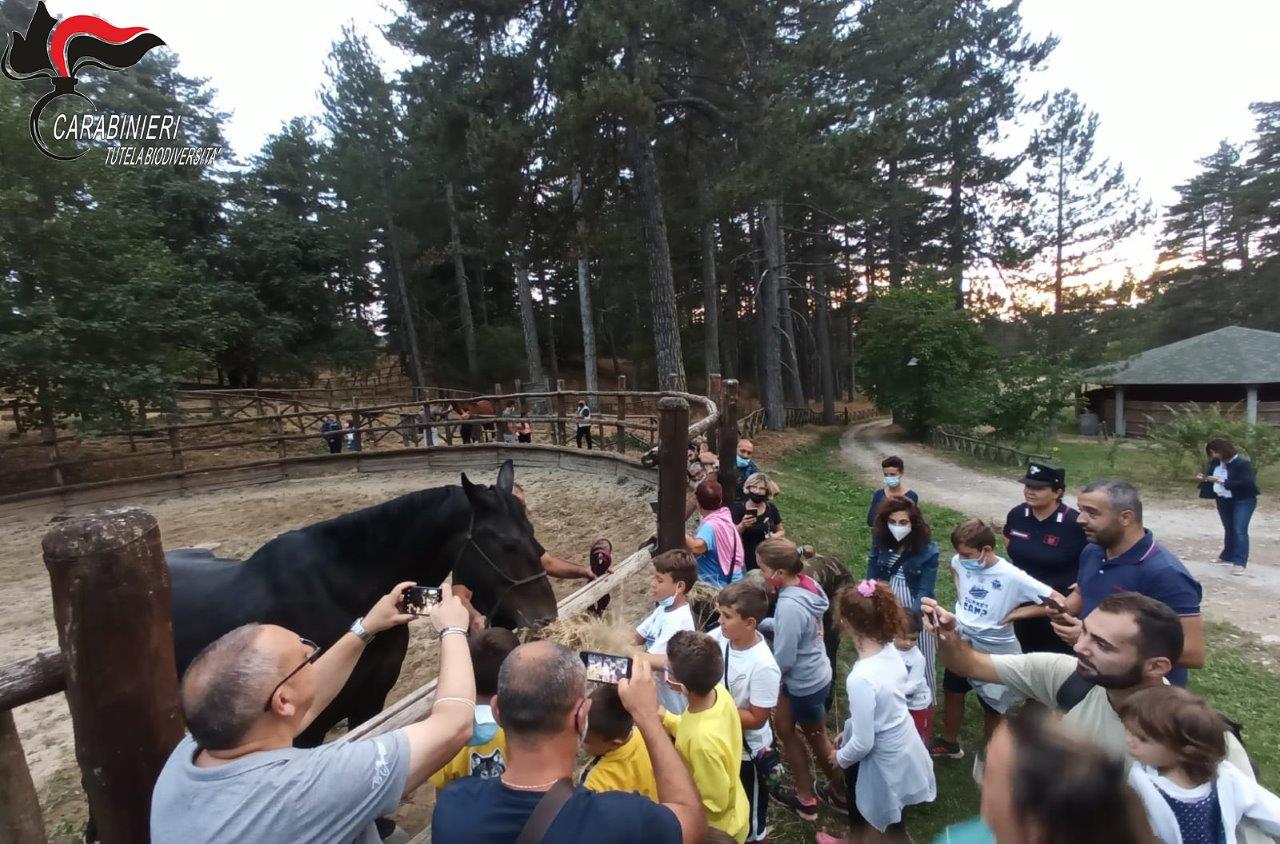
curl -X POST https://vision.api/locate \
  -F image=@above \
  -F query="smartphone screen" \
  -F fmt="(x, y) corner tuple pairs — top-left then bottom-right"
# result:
(580, 651), (633, 685)
(402, 585), (442, 615)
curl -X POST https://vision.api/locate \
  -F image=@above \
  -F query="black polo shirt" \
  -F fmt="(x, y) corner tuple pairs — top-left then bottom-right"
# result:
(1002, 503), (1088, 593)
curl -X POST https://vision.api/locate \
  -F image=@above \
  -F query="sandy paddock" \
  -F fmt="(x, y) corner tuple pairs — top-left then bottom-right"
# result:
(2, 463), (659, 840)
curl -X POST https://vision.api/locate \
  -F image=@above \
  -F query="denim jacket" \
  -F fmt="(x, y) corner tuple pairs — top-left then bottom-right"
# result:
(866, 541), (940, 610)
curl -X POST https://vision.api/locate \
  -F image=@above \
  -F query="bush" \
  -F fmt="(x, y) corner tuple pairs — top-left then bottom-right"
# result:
(1142, 404), (1280, 479)
(983, 354), (1079, 445)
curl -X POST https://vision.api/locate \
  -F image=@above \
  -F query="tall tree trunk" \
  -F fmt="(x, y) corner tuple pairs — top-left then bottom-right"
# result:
(888, 156), (905, 286)
(759, 200), (785, 430)
(1053, 144), (1065, 316)
(445, 182), (478, 379)
(573, 174), (599, 408)
(515, 265), (545, 389)
(722, 237), (739, 380)
(846, 276), (858, 401)
(474, 262), (489, 326)
(773, 205), (806, 409)
(697, 177), (721, 386)
(948, 115), (966, 310)
(384, 218), (427, 392)
(543, 277), (560, 385)
(814, 264), (837, 424)
(623, 33), (685, 392)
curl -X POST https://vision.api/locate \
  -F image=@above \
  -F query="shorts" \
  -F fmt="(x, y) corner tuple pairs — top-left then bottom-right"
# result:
(909, 707), (933, 742)
(740, 759), (768, 842)
(517, 433), (532, 443)
(942, 668), (997, 715)
(783, 683), (831, 725)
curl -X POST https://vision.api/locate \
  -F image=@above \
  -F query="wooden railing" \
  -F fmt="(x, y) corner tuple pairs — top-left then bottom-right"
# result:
(929, 428), (1050, 468)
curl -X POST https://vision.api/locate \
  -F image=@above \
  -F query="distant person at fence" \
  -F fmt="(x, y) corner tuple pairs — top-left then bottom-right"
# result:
(730, 472), (784, 572)
(580, 683), (660, 801)
(516, 414), (533, 443)
(1002, 462), (1088, 656)
(1051, 479), (1204, 687)
(733, 440), (762, 501)
(686, 479), (745, 588)
(576, 400), (594, 449)
(1119, 684), (1280, 844)
(320, 414), (343, 454)
(431, 628), (520, 791)
(344, 418), (358, 451)
(150, 587), (476, 844)
(459, 407), (476, 445)
(432, 642), (706, 844)
(500, 400), (517, 444)
(1197, 437), (1259, 577)
(867, 455), (919, 527)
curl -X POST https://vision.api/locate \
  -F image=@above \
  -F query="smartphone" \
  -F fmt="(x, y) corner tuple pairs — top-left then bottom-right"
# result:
(401, 585), (443, 615)
(580, 651), (633, 685)
(1038, 594), (1067, 614)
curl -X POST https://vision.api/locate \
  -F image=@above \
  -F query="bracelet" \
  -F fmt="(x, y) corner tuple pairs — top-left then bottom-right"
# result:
(435, 696), (476, 708)
(439, 627), (469, 639)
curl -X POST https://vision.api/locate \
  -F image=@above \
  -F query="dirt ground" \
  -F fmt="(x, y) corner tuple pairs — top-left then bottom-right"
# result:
(843, 419), (1280, 645)
(3, 464), (658, 841)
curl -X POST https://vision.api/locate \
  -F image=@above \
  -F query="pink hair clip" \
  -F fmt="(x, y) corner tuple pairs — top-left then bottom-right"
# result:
(856, 579), (876, 598)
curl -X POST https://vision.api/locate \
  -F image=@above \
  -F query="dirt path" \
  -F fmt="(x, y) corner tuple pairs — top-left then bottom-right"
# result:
(842, 419), (1280, 643)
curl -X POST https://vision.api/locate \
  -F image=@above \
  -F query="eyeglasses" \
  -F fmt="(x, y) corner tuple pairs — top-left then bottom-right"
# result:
(263, 638), (321, 712)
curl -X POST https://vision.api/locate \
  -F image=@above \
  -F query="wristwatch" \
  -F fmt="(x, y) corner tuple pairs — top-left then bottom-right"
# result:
(350, 617), (375, 644)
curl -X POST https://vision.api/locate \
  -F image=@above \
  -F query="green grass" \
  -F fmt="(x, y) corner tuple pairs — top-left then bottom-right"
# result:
(937, 434), (1280, 495)
(761, 431), (1280, 842)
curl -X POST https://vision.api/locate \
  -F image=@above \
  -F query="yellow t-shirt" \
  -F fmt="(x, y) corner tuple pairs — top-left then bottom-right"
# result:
(580, 728), (660, 802)
(429, 727), (507, 790)
(662, 684), (749, 843)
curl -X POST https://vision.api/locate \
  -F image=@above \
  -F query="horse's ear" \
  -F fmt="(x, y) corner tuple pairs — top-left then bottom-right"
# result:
(496, 460), (515, 494)
(461, 473), (484, 508)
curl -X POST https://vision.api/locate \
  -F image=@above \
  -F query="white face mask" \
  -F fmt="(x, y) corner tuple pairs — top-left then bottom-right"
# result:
(888, 523), (912, 542)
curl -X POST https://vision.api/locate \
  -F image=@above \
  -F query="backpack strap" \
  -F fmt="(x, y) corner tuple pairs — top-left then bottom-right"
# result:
(515, 778), (575, 844)
(1054, 672), (1096, 711)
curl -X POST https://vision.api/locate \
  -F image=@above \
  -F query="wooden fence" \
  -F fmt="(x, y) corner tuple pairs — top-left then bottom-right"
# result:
(929, 428), (1050, 468)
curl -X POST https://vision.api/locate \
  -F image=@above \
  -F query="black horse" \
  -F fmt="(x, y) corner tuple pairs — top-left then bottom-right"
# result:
(166, 460), (556, 746)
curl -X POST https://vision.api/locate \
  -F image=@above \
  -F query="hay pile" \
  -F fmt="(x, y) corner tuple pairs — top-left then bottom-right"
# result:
(686, 580), (723, 631)
(521, 610), (638, 654)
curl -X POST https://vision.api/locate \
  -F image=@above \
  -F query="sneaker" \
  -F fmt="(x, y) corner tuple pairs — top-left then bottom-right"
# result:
(927, 738), (964, 759)
(1232, 566), (1247, 576)
(815, 832), (845, 844)
(769, 782), (819, 822)
(817, 779), (849, 812)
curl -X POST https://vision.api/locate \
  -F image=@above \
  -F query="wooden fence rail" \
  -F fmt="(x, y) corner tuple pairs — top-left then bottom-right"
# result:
(929, 428), (1050, 468)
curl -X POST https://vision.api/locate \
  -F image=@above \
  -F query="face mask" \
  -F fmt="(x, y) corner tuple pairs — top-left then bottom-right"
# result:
(889, 523), (912, 542)
(748, 491), (767, 503)
(657, 594), (676, 608)
(958, 556), (986, 572)
(884, 475), (901, 489)
(736, 455), (751, 468)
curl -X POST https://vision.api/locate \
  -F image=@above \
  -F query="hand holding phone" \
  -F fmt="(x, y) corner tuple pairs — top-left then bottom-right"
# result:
(581, 651), (633, 685)
(1038, 594), (1067, 614)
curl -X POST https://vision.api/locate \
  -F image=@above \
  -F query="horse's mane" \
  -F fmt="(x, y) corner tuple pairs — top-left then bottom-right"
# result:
(319, 485), (465, 535)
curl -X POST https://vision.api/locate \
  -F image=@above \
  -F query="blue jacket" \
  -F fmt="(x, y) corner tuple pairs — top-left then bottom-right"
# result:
(866, 541), (940, 610)
(1203, 456), (1260, 501)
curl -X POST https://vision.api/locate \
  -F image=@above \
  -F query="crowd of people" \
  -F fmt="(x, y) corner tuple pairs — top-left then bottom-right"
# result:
(150, 436), (1278, 844)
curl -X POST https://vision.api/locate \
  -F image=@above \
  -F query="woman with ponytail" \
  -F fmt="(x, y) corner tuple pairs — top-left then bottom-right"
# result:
(816, 581), (936, 844)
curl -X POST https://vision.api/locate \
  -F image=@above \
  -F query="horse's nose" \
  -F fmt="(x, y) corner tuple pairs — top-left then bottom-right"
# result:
(529, 611), (556, 629)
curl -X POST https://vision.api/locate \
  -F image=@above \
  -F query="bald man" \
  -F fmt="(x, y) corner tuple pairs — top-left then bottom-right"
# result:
(433, 641), (706, 843)
(151, 585), (476, 843)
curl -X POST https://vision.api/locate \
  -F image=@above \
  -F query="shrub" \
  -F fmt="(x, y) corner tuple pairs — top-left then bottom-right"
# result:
(1142, 403), (1280, 479)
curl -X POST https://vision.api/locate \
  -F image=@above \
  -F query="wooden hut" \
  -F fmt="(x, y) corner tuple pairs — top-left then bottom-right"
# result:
(1081, 326), (1280, 437)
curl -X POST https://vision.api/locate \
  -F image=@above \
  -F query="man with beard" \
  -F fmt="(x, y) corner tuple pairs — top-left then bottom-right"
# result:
(921, 592), (1251, 772)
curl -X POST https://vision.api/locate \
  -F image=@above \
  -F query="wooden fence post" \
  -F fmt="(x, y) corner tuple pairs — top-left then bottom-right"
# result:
(707, 373), (722, 452)
(555, 379), (567, 446)
(657, 397), (690, 553)
(43, 509), (185, 844)
(273, 413), (287, 460)
(0, 710), (47, 844)
(166, 418), (184, 472)
(615, 376), (627, 454)
(717, 380), (740, 507)
(210, 393), (222, 419)
(349, 409), (362, 452)
(42, 423), (64, 489)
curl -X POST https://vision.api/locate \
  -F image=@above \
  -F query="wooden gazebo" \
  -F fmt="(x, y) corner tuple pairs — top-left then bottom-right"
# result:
(1081, 326), (1280, 437)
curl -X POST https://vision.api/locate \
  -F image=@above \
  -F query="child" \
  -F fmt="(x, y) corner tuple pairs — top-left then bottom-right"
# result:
(710, 581), (782, 843)
(580, 684), (659, 801)
(635, 549), (698, 714)
(895, 609), (933, 744)
(929, 518), (1064, 760)
(754, 537), (838, 822)
(1120, 685), (1280, 843)
(817, 580), (935, 844)
(662, 630), (750, 843)
(430, 627), (519, 789)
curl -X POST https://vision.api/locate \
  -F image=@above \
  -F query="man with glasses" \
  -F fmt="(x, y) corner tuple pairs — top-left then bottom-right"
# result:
(151, 583), (476, 843)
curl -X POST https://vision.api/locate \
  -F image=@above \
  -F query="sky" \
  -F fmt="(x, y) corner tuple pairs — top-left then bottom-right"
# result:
(35, 0), (1280, 277)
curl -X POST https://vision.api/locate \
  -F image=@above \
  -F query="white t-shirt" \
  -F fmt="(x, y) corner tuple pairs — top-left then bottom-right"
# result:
(709, 627), (781, 757)
(637, 602), (695, 714)
(896, 644), (932, 709)
(950, 556), (1052, 644)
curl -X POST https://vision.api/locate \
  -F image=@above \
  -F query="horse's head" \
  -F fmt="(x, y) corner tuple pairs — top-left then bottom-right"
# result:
(454, 460), (558, 629)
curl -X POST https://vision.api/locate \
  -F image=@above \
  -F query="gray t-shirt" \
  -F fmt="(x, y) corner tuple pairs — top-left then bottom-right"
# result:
(151, 730), (411, 844)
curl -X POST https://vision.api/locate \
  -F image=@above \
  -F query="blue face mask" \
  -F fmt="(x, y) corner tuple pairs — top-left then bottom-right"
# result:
(884, 475), (901, 488)
(736, 455), (751, 469)
(958, 556), (987, 572)
(657, 594), (676, 608)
